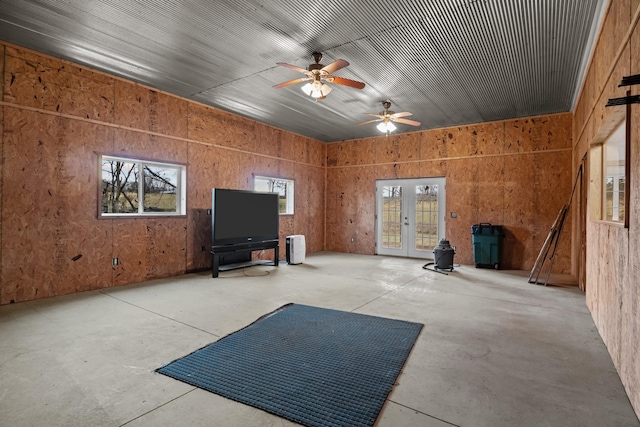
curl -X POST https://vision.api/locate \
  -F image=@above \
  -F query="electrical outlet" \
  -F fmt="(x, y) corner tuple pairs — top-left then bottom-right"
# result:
(112, 258), (118, 266)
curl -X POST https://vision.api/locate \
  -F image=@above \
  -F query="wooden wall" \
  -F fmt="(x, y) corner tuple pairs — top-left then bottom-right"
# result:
(0, 43), (326, 304)
(325, 114), (573, 271)
(572, 0), (640, 417)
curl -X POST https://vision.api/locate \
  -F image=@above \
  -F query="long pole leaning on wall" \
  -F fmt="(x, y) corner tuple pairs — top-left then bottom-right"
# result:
(528, 162), (583, 286)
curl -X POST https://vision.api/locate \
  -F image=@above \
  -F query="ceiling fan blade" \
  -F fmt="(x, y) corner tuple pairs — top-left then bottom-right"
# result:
(366, 113), (386, 118)
(393, 118), (422, 126)
(355, 119), (382, 126)
(329, 76), (366, 89)
(276, 62), (309, 74)
(390, 111), (413, 118)
(273, 77), (311, 89)
(321, 59), (349, 74)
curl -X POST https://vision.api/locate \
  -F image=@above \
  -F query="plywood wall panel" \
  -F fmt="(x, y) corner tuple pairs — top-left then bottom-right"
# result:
(395, 132), (420, 162)
(325, 167), (359, 253)
(187, 103), (257, 152)
(185, 143), (217, 271)
(1, 109), (61, 303)
(296, 134), (326, 167)
(354, 138), (376, 165)
(187, 103), (219, 145)
(307, 167), (325, 253)
(474, 122), (505, 155)
(56, 118), (114, 293)
(279, 131), (296, 162)
(476, 156), (505, 226)
(279, 215), (295, 251)
(114, 81), (188, 138)
(293, 164), (309, 234)
(614, 0), (633, 49)
(256, 125), (281, 158)
(1, 109), (114, 303)
(534, 151), (573, 273)
(445, 126), (476, 158)
(309, 138), (326, 167)
(4, 47), (115, 123)
(444, 158), (479, 265)
(375, 136), (400, 163)
(394, 160), (421, 179)
(597, 4), (616, 91)
(245, 154), (281, 187)
(330, 141), (355, 166)
(502, 154), (536, 270)
(326, 142), (339, 167)
(505, 114), (572, 153)
(420, 160), (447, 178)
(217, 111), (257, 152)
(420, 128), (447, 160)
(113, 217), (187, 286)
(113, 129), (187, 164)
(213, 148), (243, 190)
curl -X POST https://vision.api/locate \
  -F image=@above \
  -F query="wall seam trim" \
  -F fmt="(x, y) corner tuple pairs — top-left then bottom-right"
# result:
(0, 101), (324, 170)
(326, 148), (572, 169)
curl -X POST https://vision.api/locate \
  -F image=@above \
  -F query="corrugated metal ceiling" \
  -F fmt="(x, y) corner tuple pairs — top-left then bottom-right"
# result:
(0, 0), (606, 142)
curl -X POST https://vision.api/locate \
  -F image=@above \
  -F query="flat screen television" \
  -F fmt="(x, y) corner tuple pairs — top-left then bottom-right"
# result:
(211, 188), (280, 247)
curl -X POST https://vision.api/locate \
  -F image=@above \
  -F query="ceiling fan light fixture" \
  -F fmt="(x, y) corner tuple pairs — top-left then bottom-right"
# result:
(301, 82), (313, 96)
(377, 121), (396, 133)
(302, 81), (332, 98)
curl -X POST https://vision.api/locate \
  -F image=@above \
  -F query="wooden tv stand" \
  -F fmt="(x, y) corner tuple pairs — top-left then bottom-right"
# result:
(211, 240), (279, 278)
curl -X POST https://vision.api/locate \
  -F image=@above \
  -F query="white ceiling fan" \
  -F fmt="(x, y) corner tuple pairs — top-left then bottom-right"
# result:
(356, 100), (421, 133)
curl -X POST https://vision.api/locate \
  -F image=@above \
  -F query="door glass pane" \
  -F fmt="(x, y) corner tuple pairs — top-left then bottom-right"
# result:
(415, 184), (438, 250)
(382, 186), (403, 249)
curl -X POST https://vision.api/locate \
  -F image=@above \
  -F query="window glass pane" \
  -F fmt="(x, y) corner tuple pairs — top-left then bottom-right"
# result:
(100, 155), (186, 217)
(618, 177), (625, 221)
(254, 176), (293, 214)
(603, 123), (625, 222)
(605, 176), (614, 220)
(101, 160), (139, 213)
(143, 165), (178, 212)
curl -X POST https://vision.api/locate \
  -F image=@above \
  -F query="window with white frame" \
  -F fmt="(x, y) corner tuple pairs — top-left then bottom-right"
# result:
(602, 122), (626, 223)
(100, 155), (186, 216)
(254, 176), (294, 215)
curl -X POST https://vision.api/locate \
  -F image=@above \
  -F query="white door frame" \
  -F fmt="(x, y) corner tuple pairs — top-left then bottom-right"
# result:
(375, 177), (446, 258)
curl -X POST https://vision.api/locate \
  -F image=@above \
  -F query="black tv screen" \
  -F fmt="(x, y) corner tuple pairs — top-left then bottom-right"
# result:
(212, 188), (280, 246)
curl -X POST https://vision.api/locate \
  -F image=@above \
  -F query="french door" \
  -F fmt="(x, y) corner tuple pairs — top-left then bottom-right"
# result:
(376, 178), (446, 258)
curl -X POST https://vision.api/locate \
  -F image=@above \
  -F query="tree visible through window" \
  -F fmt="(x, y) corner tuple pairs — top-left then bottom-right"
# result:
(254, 176), (294, 214)
(100, 155), (186, 216)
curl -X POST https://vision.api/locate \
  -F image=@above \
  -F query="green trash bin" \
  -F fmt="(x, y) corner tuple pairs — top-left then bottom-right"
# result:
(471, 223), (503, 269)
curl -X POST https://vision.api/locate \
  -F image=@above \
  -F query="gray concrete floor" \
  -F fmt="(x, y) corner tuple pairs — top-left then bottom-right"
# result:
(1, 252), (638, 427)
